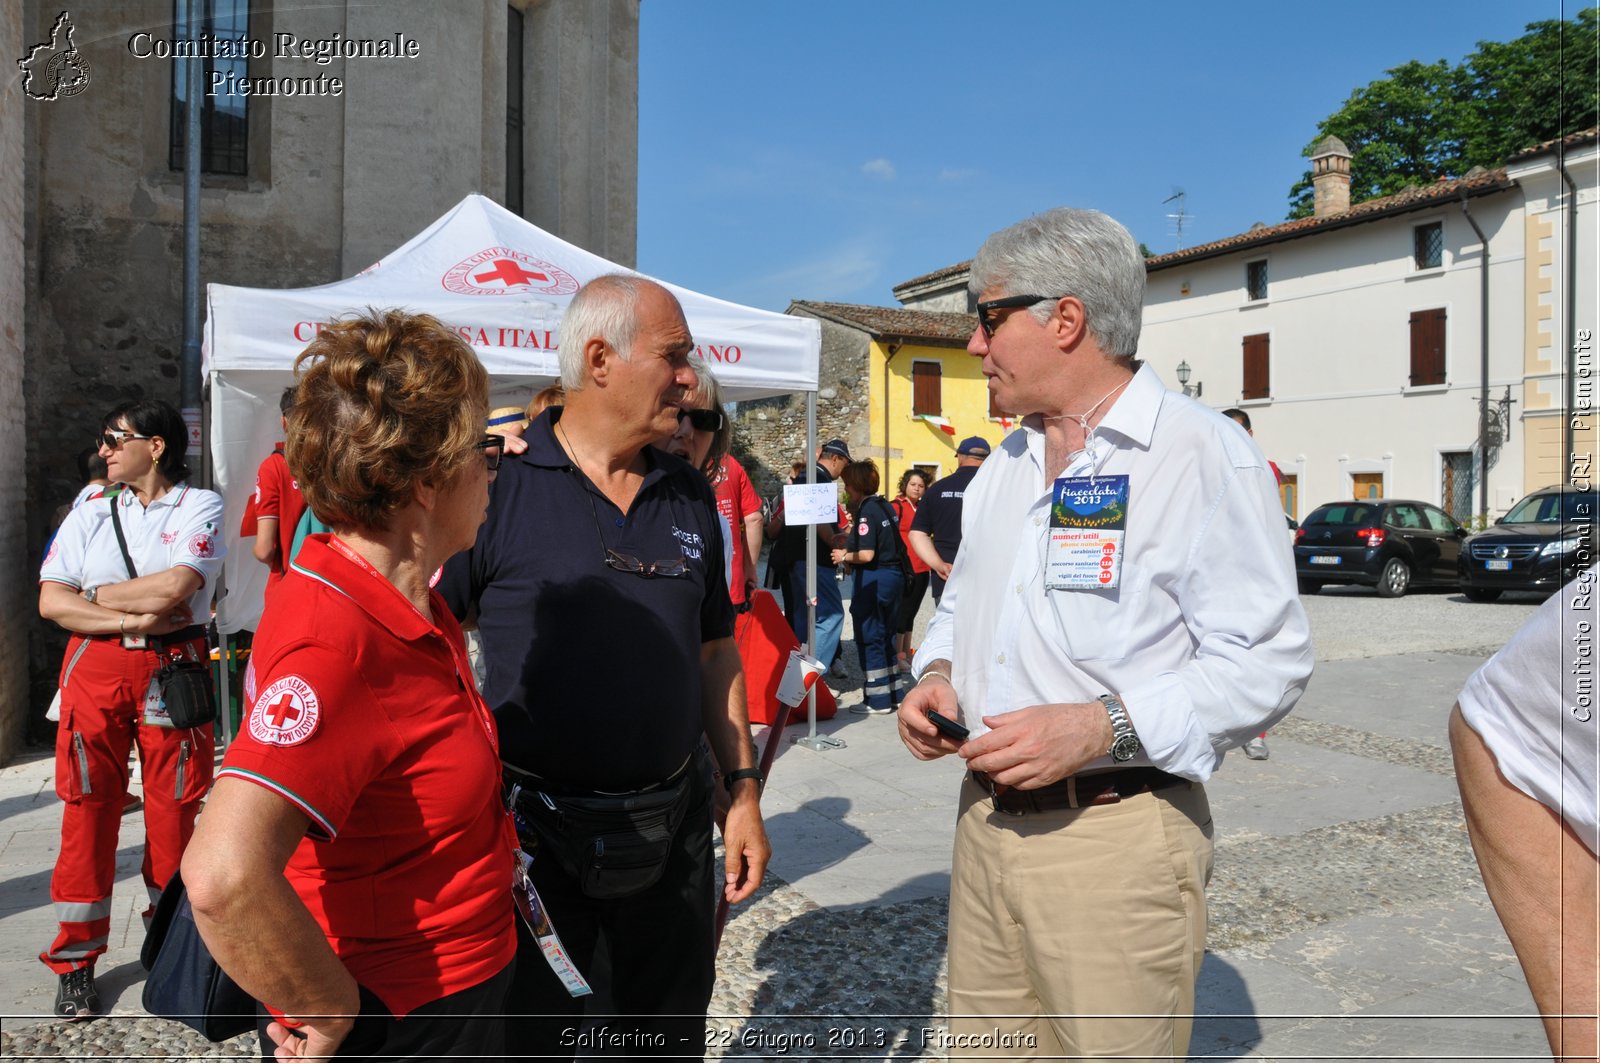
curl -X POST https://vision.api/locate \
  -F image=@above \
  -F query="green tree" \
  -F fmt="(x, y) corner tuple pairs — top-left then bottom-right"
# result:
(1287, 8), (1598, 218)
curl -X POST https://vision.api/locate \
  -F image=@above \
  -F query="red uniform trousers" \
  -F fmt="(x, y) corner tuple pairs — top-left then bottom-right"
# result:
(42, 634), (213, 974)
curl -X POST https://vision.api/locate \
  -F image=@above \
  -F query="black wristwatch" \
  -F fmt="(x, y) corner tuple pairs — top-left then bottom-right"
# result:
(723, 767), (763, 793)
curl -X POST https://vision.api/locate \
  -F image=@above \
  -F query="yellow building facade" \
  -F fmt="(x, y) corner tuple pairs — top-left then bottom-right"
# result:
(867, 339), (1007, 491)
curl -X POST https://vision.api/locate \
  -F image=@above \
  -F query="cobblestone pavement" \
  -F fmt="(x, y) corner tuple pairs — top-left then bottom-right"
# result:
(1, 586), (1556, 1061)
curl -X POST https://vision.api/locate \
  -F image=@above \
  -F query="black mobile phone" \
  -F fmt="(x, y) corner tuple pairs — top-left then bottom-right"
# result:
(927, 711), (969, 740)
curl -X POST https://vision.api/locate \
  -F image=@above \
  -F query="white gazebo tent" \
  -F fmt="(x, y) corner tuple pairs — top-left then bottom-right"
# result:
(203, 193), (821, 635)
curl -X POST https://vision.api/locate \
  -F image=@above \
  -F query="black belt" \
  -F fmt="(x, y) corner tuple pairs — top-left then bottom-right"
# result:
(502, 752), (694, 799)
(970, 767), (1185, 814)
(90, 624), (208, 652)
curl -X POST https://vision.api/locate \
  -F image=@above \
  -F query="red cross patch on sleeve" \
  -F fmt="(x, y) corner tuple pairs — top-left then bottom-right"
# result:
(248, 675), (322, 746)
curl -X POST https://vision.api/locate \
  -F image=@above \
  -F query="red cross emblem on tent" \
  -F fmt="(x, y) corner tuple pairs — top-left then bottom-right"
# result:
(442, 247), (579, 297)
(248, 675), (321, 746)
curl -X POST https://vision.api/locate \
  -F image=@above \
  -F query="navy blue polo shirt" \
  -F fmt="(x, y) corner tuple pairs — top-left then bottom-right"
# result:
(437, 408), (733, 790)
(846, 495), (901, 571)
(909, 464), (979, 595)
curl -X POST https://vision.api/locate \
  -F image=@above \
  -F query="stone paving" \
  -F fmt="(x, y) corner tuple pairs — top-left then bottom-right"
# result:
(0, 586), (1561, 1061)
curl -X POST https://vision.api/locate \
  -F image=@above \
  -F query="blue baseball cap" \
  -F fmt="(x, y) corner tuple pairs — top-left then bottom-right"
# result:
(956, 436), (990, 457)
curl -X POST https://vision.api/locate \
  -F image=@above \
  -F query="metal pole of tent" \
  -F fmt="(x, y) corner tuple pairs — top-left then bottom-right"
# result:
(182, 7), (233, 745)
(793, 390), (843, 752)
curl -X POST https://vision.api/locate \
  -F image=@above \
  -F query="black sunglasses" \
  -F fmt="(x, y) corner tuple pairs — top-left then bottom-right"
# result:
(573, 471), (689, 579)
(677, 407), (725, 433)
(476, 435), (504, 474)
(975, 293), (1059, 339)
(97, 428), (154, 451)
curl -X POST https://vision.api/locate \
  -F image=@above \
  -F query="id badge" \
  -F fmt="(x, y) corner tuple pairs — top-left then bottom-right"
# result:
(513, 849), (593, 998)
(1044, 475), (1130, 591)
(142, 674), (174, 728)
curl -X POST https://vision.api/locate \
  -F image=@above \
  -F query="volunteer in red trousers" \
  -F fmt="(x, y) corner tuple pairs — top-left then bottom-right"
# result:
(38, 398), (226, 1021)
(182, 310), (517, 1062)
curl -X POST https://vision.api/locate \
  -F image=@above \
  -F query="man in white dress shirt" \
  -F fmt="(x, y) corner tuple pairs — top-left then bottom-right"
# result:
(898, 207), (1314, 1060)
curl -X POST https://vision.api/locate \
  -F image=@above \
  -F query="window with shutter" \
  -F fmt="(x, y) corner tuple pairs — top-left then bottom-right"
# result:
(1241, 334), (1270, 400)
(988, 386), (1011, 421)
(912, 361), (942, 416)
(1409, 308), (1446, 386)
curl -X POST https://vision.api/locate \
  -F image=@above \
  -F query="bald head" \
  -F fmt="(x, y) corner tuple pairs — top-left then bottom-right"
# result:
(558, 275), (684, 392)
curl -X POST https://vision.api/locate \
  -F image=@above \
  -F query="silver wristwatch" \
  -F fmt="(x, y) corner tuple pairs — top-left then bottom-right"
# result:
(1098, 693), (1141, 762)
(83, 585), (100, 604)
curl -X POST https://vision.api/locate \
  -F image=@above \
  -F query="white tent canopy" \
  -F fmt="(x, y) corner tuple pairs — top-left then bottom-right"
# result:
(205, 193), (820, 633)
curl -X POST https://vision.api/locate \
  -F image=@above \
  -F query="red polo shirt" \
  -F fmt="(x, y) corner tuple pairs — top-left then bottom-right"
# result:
(240, 446), (308, 590)
(714, 455), (762, 606)
(218, 534), (516, 1016)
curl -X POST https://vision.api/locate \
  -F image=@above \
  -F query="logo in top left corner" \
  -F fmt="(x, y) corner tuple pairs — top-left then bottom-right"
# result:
(17, 11), (92, 101)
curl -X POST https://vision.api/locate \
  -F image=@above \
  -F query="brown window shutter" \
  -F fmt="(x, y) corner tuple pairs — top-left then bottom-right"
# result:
(1410, 308), (1446, 386)
(912, 362), (942, 416)
(988, 385), (1009, 420)
(1241, 334), (1270, 400)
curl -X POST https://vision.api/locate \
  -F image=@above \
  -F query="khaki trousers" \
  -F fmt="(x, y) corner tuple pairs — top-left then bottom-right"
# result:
(947, 774), (1214, 1061)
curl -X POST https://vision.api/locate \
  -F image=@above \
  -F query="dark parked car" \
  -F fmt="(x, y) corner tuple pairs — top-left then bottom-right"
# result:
(1294, 498), (1467, 598)
(1457, 483), (1597, 601)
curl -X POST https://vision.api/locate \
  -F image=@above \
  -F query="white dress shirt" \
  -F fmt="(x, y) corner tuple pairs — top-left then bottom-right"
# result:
(915, 364), (1313, 782)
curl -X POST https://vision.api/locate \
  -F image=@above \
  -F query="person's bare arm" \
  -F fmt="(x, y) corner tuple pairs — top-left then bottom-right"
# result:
(39, 581), (191, 637)
(741, 513), (763, 588)
(699, 636), (769, 903)
(183, 778), (360, 1058)
(89, 567), (203, 616)
(1451, 705), (1598, 1062)
(253, 516), (281, 566)
(908, 531), (950, 580)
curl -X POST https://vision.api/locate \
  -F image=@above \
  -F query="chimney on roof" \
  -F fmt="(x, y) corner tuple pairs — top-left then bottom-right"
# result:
(1310, 135), (1352, 217)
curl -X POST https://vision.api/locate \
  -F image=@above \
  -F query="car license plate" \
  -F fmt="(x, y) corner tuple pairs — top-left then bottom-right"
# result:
(1310, 555), (1341, 566)
(1484, 559), (1512, 571)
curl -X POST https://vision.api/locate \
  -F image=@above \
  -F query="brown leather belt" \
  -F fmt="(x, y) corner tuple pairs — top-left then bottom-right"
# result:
(970, 767), (1185, 814)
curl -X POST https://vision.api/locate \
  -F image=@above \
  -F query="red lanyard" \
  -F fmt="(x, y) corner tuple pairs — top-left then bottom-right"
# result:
(325, 536), (500, 752)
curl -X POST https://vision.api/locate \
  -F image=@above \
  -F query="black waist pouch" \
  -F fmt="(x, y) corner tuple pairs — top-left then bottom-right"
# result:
(512, 773), (693, 901)
(159, 659), (217, 730)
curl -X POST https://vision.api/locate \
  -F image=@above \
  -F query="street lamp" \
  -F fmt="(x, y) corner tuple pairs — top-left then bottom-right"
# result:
(1175, 360), (1202, 398)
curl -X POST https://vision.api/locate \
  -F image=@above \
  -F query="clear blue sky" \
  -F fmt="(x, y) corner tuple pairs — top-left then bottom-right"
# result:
(637, 0), (1569, 313)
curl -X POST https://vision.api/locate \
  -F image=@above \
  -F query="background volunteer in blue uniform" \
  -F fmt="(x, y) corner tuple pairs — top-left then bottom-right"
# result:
(909, 437), (989, 604)
(833, 459), (907, 715)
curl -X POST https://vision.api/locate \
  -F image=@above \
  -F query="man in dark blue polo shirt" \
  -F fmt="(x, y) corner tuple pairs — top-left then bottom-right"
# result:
(437, 274), (769, 1059)
(909, 436), (989, 603)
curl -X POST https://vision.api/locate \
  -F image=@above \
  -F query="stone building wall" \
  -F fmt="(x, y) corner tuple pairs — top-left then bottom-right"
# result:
(1, 2), (28, 763)
(732, 315), (872, 501)
(11, 0), (638, 758)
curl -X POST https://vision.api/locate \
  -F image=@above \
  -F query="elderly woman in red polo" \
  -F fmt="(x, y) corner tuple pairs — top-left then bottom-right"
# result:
(182, 311), (516, 1061)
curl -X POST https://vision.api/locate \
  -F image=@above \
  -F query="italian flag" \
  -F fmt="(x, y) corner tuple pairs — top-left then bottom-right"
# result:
(918, 414), (957, 436)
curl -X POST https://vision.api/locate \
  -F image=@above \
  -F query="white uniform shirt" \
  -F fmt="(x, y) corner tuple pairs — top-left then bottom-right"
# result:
(915, 364), (1314, 782)
(1458, 569), (1599, 855)
(41, 483), (228, 621)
